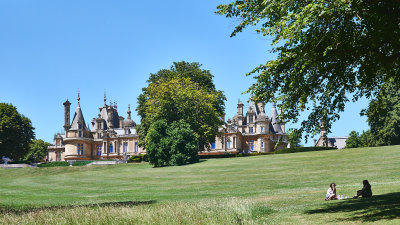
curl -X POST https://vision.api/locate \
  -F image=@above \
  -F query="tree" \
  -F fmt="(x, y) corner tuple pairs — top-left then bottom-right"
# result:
(359, 130), (375, 147)
(25, 139), (50, 163)
(346, 131), (361, 148)
(145, 119), (198, 167)
(0, 103), (35, 160)
(362, 80), (400, 146)
(286, 129), (302, 148)
(137, 61), (226, 151)
(216, 1), (400, 138)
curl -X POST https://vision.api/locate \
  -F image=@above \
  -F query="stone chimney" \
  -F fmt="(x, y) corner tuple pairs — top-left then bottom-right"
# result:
(63, 99), (71, 131)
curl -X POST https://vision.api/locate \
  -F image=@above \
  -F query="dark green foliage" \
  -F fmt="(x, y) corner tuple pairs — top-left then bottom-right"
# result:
(345, 130), (376, 148)
(346, 131), (362, 148)
(128, 155), (142, 163)
(362, 81), (400, 146)
(72, 161), (93, 166)
(0, 103), (35, 160)
(274, 146), (336, 154)
(216, 1), (400, 139)
(38, 161), (69, 167)
(25, 139), (50, 163)
(37, 161), (93, 167)
(137, 61), (226, 151)
(145, 119), (198, 167)
(359, 130), (376, 147)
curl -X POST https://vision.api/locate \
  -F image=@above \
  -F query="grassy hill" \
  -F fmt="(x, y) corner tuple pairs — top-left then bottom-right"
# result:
(1, 146), (399, 224)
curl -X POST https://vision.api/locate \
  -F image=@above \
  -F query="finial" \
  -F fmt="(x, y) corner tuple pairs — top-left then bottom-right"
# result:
(104, 90), (107, 106)
(109, 100), (112, 107)
(127, 104), (132, 119)
(77, 89), (80, 102)
(114, 101), (117, 109)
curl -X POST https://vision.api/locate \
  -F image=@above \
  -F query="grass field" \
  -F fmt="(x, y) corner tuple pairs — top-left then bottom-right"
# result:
(1, 146), (400, 224)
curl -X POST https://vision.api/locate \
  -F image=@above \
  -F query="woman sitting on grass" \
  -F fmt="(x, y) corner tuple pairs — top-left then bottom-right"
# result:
(325, 183), (338, 200)
(353, 180), (372, 198)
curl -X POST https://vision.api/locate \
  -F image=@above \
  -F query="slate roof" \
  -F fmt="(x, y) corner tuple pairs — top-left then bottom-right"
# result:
(70, 102), (89, 131)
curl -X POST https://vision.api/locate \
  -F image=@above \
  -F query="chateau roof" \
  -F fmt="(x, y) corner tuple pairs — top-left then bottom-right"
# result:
(270, 103), (283, 134)
(70, 102), (89, 131)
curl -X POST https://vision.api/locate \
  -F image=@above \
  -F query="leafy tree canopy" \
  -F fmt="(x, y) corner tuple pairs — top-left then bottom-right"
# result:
(25, 139), (50, 163)
(0, 103), (35, 160)
(362, 80), (400, 146)
(145, 119), (198, 167)
(137, 62), (226, 151)
(216, 1), (400, 138)
(346, 131), (361, 148)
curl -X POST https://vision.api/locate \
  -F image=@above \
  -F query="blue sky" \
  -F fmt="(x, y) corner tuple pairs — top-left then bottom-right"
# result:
(0, 0), (370, 145)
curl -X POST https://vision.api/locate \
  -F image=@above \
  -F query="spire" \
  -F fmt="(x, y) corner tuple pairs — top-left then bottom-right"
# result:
(127, 104), (132, 119)
(104, 90), (107, 106)
(77, 89), (80, 103)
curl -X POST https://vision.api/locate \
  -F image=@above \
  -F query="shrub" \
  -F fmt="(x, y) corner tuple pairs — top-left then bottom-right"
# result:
(37, 161), (69, 167)
(72, 161), (93, 166)
(128, 155), (142, 163)
(274, 146), (337, 154)
(146, 119), (198, 167)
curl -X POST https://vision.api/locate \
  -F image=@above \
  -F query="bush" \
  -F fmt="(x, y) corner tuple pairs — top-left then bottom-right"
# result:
(9, 160), (31, 164)
(37, 161), (69, 167)
(128, 155), (142, 163)
(274, 146), (337, 154)
(72, 161), (93, 166)
(146, 119), (198, 167)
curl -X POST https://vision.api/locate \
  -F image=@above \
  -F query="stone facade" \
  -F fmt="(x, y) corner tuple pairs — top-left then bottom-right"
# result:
(48, 94), (287, 161)
(48, 94), (143, 162)
(209, 100), (287, 153)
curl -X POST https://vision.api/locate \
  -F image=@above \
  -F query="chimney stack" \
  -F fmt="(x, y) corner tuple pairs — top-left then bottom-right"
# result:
(63, 99), (71, 131)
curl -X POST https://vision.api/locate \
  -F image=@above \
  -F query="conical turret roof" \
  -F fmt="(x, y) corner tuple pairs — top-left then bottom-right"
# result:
(70, 102), (89, 131)
(270, 103), (283, 134)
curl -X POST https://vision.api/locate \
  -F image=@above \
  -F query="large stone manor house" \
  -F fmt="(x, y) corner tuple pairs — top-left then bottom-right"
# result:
(48, 94), (287, 161)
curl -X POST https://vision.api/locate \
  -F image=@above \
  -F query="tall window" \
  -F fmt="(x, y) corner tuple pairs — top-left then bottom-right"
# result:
(77, 144), (83, 155)
(249, 115), (253, 123)
(135, 142), (138, 152)
(56, 139), (60, 146)
(261, 141), (264, 148)
(261, 126), (264, 133)
(109, 143), (113, 153)
(56, 151), (61, 161)
(211, 142), (216, 149)
(227, 139), (231, 149)
(123, 142), (128, 152)
(248, 140), (254, 152)
(97, 145), (102, 156)
(249, 127), (253, 134)
(78, 131), (82, 137)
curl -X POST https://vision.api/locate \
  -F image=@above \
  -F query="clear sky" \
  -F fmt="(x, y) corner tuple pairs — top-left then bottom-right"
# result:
(0, 0), (370, 145)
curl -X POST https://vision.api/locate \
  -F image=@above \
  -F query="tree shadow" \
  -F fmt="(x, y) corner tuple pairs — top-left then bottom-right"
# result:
(306, 192), (400, 222)
(0, 200), (156, 215)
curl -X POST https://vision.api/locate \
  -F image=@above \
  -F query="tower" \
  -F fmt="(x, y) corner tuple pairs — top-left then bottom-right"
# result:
(63, 99), (71, 131)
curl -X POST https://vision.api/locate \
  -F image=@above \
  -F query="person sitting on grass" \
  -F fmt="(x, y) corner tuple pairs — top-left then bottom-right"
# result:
(325, 183), (338, 200)
(353, 180), (372, 198)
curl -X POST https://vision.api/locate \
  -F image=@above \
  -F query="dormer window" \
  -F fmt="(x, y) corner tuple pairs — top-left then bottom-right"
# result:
(78, 124), (82, 129)
(78, 131), (82, 137)
(249, 116), (253, 123)
(249, 127), (253, 134)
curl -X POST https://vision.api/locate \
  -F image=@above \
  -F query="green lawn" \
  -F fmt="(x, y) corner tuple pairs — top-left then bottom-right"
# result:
(1, 146), (400, 224)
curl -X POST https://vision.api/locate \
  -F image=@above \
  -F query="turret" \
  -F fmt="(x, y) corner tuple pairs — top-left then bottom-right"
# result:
(63, 99), (71, 131)
(237, 99), (244, 115)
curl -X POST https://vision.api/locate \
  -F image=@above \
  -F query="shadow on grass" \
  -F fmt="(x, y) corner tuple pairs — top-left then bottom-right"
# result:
(306, 192), (400, 222)
(0, 200), (156, 215)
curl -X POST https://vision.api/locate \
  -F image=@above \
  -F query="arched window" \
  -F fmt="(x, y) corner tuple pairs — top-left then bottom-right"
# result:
(109, 143), (113, 153)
